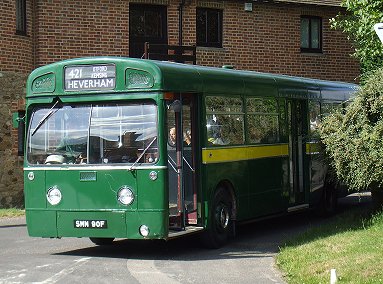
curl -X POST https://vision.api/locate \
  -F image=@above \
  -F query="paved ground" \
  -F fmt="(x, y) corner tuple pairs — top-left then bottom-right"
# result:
(0, 193), (372, 284)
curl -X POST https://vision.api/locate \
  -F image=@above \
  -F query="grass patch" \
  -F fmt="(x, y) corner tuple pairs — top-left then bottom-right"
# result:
(0, 208), (25, 218)
(277, 207), (383, 284)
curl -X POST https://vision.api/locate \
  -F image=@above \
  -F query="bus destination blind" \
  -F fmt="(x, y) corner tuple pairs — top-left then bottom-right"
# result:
(64, 64), (116, 91)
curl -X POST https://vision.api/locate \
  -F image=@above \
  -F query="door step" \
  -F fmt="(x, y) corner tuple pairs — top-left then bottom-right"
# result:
(168, 226), (204, 239)
(288, 204), (309, 212)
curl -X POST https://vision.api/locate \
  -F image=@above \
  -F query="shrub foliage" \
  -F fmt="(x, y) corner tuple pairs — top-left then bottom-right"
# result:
(320, 68), (383, 192)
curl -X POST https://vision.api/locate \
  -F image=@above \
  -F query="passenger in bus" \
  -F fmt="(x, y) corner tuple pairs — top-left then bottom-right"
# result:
(169, 127), (192, 146)
(310, 111), (320, 131)
(183, 129), (192, 146)
(168, 127), (176, 147)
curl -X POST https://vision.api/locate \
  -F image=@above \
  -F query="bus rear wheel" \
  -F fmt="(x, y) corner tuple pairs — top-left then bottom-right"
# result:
(317, 182), (338, 217)
(89, 237), (115, 245)
(201, 187), (233, 249)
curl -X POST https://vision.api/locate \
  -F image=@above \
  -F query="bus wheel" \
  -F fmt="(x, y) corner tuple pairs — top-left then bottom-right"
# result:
(319, 183), (338, 217)
(201, 187), (233, 249)
(89, 237), (115, 245)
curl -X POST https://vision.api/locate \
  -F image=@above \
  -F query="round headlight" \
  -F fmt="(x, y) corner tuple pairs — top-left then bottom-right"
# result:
(47, 186), (62, 205)
(139, 225), (150, 237)
(117, 186), (134, 205)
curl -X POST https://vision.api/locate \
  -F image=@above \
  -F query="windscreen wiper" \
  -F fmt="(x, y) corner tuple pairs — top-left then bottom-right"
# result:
(128, 137), (157, 171)
(31, 99), (61, 136)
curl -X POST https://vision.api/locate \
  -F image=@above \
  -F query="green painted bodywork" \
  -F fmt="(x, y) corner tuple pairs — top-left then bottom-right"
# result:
(24, 57), (357, 240)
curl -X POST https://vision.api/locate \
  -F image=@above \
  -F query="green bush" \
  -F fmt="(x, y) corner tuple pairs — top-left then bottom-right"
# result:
(320, 68), (383, 192)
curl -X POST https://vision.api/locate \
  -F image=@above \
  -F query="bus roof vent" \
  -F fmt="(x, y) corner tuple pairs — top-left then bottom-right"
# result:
(222, 65), (234, 69)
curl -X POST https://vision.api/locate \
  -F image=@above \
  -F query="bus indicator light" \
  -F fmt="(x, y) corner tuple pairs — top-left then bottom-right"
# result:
(139, 225), (150, 237)
(27, 172), (34, 181)
(149, 171), (158, 181)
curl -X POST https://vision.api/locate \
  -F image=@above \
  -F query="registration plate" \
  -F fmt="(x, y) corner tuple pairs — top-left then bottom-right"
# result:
(74, 220), (108, 229)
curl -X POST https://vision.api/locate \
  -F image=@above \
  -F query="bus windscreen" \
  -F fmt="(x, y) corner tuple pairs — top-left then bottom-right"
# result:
(27, 102), (158, 165)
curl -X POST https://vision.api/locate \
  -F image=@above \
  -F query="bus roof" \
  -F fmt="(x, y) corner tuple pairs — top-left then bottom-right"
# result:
(26, 56), (358, 100)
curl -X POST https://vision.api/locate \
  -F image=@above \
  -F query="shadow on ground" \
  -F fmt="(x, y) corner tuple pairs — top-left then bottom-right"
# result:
(55, 193), (373, 261)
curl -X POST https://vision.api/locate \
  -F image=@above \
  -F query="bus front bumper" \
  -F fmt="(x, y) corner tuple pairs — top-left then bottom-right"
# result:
(25, 209), (168, 240)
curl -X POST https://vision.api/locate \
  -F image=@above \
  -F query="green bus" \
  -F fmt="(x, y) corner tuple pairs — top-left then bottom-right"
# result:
(16, 57), (357, 248)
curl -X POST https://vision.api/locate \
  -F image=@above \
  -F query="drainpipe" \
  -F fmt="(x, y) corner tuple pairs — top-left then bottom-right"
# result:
(31, 0), (37, 69)
(178, 0), (186, 46)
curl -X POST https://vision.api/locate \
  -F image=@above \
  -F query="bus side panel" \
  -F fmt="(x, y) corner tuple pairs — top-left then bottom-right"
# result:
(202, 156), (288, 223)
(308, 151), (326, 206)
(203, 161), (249, 221)
(247, 157), (288, 217)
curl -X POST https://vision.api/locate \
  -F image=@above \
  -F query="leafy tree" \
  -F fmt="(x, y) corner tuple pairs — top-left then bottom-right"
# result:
(320, 68), (383, 207)
(330, 0), (383, 80)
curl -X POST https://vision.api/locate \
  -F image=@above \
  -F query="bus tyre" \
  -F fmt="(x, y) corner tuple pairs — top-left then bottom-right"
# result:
(201, 188), (233, 249)
(319, 183), (338, 217)
(89, 237), (115, 246)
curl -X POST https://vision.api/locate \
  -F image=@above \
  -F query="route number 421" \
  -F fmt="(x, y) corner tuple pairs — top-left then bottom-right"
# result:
(67, 68), (83, 79)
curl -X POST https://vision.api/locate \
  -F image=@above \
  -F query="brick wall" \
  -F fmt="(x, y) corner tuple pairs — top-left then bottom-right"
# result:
(34, 0), (130, 66)
(193, 1), (359, 82)
(0, 0), (34, 73)
(32, 0), (358, 83)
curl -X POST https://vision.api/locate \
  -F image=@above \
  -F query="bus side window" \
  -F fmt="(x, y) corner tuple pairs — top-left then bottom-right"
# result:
(309, 100), (321, 136)
(206, 96), (245, 146)
(321, 101), (342, 118)
(246, 98), (279, 144)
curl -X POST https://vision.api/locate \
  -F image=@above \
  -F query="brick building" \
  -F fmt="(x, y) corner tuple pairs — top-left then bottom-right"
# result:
(0, 0), (359, 208)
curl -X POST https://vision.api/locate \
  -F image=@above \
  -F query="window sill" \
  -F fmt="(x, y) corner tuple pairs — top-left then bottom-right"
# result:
(300, 52), (324, 57)
(197, 46), (226, 52)
(15, 31), (28, 37)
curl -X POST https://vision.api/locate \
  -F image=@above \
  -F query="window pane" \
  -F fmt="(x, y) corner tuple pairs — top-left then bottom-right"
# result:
(247, 115), (279, 144)
(309, 101), (321, 135)
(206, 96), (243, 113)
(300, 18), (309, 48)
(27, 106), (91, 165)
(207, 114), (244, 145)
(196, 8), (222, 47)
(208, 10), (220, 44)
(206, 96), (244, 145)
(246, 98), (278, 113)
(130, 12), (145, 37)
(16, 0), (26, 34)
(145, 11), (163, 38)
(196, 9), (207, 45)
(311, 18), (320, 49)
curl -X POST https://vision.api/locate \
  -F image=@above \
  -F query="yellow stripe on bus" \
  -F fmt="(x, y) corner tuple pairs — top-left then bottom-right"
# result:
(305, 142), (321, 155)
(202, 144), (289, 164)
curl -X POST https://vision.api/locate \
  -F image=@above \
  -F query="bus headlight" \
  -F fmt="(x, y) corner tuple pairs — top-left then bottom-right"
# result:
(117, 186), (134, 205)
(46, 186), (62, 205)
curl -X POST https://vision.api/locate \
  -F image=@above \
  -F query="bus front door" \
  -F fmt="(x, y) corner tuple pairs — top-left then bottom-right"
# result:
(167, 95), (198, 231)
(288, 100), (309, 211)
